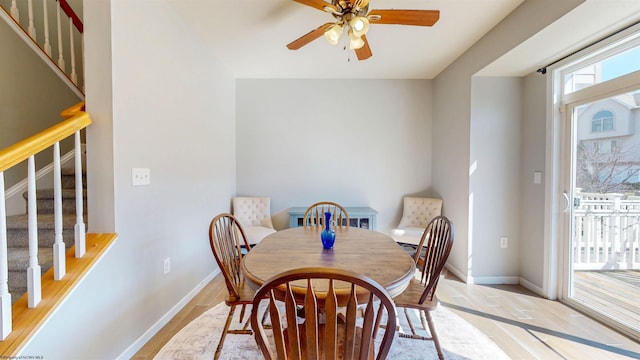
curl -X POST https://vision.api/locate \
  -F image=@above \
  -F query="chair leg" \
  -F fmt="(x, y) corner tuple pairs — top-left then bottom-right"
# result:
(261, 304), (271, 329)
(419, 308), (428, 330)
(239, 303), (247, 323)
(403, 307), (419, 337)
(424, 310), (444, 360)
(215, 304), (237, 360)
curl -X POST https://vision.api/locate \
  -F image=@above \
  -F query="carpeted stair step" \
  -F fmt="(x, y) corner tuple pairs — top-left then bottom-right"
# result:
(61, 167), (86, 189)
(23, 188), (87, 215)
(7, 247), (53, 304)
(5, 213), (79, 248)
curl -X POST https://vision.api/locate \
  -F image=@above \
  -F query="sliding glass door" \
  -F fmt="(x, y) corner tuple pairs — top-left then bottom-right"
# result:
(558, 38), (640, 341)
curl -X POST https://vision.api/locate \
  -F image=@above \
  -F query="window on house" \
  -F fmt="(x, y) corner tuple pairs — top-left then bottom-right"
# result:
(564, 44), (640, 94)
(591, 110), (614, 132)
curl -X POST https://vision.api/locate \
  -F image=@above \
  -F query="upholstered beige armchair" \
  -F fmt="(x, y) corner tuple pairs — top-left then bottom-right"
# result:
(232, 197), (276, 245)
(390, 197), (443, 246)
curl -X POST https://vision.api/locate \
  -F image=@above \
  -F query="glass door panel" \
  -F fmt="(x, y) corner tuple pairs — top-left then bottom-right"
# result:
(568, 89), (640, 338)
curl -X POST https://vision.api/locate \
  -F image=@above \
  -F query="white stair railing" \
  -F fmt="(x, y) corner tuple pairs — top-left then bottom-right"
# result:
(0, 103), (91, 339)
(0, 0), (84, 97)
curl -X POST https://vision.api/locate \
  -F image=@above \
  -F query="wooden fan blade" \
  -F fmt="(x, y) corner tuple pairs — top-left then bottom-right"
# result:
(355, 35), (372, 61)
(368, 9), (440, 26)
(287, 23), (334, 50)
(293, 0), (335, 12)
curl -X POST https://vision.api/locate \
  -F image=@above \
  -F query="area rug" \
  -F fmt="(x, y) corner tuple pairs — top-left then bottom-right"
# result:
(154, 301), (510, 360)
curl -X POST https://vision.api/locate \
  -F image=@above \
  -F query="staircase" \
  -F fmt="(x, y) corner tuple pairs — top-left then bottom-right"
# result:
(5, 167), (86, 303)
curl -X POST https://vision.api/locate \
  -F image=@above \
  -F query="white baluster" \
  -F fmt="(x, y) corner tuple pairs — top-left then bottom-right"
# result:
(10, 0), (19, 21)
(27, 0), (36, 39)
(56, 4), (65, 71)
(574, 215), (583, 263)
(633, 216), (638, 267)
(74, 132), (85, 258)
(0, 173), (13, 339)
(27, 156), (41, 308)
(42, 0), (51, 56)
(69, 19), (77, 84)
(53, 142), (65, 280)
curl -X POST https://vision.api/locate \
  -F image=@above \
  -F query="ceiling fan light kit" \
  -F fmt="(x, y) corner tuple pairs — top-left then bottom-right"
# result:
(288, 0), (440, 61)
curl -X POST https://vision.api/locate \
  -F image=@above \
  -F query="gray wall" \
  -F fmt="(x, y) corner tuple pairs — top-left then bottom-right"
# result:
(22, 1), (236, 358)
(470, 77), (522, 282)
(236, 79), (433, 232)
(519, 72), (549, 289)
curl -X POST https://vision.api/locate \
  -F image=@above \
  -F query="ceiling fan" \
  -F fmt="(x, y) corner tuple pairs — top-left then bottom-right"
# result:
(286, 0), (440, 61)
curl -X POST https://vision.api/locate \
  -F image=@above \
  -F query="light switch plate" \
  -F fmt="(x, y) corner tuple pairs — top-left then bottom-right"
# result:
(533, 171), (542, 185)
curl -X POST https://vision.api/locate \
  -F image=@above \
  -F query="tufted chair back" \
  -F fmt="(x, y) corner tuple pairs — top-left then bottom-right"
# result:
(232, 197), (274, 229)
(398, 197), (443, 229)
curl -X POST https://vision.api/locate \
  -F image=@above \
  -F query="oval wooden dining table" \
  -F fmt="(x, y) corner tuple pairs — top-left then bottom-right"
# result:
(241, 226), (416, 302)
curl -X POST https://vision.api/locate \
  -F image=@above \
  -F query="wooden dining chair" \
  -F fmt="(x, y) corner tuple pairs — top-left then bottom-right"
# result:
(303, 201), (349, 229)
(391, 215), (454, 360)
(208, 213), (262, 360)
(250, 267), (397, 360)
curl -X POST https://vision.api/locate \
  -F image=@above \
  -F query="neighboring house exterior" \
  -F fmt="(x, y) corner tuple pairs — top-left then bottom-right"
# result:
(575, 75), (640, 192)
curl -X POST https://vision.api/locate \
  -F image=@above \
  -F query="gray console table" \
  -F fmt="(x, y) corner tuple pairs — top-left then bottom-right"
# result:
(288, 207), (378, 230)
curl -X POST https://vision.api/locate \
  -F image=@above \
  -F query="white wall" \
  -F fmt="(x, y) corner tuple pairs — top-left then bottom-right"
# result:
(21, 0), (236, 358)
(470, 77), (521, 282)
(432, 0), (584, 282)
(236, 79), (433, 233)
(519, 72), (547, 289)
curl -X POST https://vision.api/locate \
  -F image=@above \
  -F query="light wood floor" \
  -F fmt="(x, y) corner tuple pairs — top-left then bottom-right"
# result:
(132, 271), (640, 360)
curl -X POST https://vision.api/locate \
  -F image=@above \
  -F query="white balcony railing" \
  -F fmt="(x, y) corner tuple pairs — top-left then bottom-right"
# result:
(573, 190), (640, 270)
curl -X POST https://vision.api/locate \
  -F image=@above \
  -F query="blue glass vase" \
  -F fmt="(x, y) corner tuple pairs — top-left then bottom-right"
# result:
(321, 211), (336, 249)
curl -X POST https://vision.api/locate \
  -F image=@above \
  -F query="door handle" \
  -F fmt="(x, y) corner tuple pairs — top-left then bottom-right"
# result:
(562, 192), (570, 213)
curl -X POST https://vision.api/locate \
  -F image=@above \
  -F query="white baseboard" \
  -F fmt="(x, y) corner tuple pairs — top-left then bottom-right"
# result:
(519, 277), (545, 297)
(444, 264), (468, 283)
(468, 275), (520, 285)
(116, 270), (219, 360)
(445, 264), (545, 297)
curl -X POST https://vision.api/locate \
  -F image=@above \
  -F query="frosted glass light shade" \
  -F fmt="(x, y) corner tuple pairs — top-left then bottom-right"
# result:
(324, 24), (343, 45)
(349, 16), (369, 37)
(348, 30), (365, 49)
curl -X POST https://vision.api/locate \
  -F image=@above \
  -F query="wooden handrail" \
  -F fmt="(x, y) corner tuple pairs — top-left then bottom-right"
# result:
(60, 101), (85, 119)
(57, 0), (83, 33)
(0, 112), (90, 173)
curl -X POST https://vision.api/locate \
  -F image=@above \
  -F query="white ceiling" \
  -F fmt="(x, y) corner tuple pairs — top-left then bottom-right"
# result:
(171, 0), (640, 79)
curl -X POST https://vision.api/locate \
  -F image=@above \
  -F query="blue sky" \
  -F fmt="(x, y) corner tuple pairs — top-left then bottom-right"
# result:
(601, 47), (640, 81)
